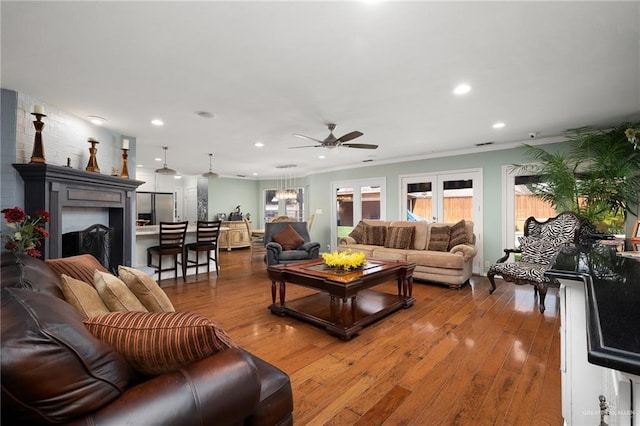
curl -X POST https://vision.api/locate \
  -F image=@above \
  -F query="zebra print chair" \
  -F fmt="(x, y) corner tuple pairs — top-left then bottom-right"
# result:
(487, 212), (582, 313)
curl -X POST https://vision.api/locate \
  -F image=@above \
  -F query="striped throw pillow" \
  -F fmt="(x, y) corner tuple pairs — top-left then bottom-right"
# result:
(84, 311), (234, 375)
(384, 226), (414, 249)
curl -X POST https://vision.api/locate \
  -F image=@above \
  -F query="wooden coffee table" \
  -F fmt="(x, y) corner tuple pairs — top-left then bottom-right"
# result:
(267, 258), (416, 340)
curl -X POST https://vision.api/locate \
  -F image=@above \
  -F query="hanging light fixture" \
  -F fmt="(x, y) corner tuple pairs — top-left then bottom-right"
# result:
(155, 146), (177, 175)
(202, 153), (219, 178)
(274, 164), (297, 200)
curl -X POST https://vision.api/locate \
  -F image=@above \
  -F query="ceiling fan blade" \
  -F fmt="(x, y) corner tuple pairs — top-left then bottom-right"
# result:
(292, 133), (323, 143)
(341, 143), (378, 149)
(336, 131), (364, 142)
(289, 144), (323, 149)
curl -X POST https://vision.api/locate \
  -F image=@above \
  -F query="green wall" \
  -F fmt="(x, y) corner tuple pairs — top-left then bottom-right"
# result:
(256, 141), (571, 272)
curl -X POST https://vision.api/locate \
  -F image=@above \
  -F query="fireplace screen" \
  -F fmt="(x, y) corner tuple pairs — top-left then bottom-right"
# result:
(62, 224), (114, 272)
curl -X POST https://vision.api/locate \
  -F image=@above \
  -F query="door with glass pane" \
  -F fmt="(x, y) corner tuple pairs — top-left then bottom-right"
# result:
(503, 166), (556, 249)
(401, 170), (482, 273)
(332, 178), (385, 250)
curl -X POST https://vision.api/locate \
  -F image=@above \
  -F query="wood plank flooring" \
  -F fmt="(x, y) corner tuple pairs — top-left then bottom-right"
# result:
(160, 249), (562, 425)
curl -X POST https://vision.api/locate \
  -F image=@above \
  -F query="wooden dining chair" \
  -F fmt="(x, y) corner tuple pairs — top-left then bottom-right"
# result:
(183, 220), (222, 277)
(147, 221), (189, 282)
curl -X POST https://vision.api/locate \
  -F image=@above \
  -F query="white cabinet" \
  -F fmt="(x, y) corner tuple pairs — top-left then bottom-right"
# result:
(559, 278), (636, 425)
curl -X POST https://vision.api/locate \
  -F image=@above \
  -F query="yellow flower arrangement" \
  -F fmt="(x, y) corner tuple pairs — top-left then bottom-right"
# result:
(322, 249), (367, 271)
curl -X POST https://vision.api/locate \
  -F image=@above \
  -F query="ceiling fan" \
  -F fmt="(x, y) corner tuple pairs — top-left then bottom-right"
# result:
(290, 123), (378, 150)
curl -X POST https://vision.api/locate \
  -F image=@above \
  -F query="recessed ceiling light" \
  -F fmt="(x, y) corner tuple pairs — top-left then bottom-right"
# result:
(174, 175), (182, 179)
(154, 157), (162, 162)
(137, 164), (144, 167)
(253, 172), (259, 176)
(87, 115), (106, 125)
(318, 155), (326, 159)
(255, 142), (264, 147)
(151, 119), (164, 126)
(492, 122), (506, 129)
(453, 84), (472, 95)
(195, 111), (214, 118)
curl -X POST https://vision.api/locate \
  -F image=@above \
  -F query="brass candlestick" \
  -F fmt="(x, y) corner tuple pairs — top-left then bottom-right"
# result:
(85, 138), (100, 172)
(30, 113), (47, 163)
(120, 148), (129, 178)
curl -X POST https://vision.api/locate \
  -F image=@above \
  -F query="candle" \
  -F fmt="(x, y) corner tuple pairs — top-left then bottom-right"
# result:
(33, 105), (44, 115)
(122, 139), (130, 150)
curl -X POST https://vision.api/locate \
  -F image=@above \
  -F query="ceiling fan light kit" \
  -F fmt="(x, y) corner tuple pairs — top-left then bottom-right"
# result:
(155, 146), (177, 175)
(290, 123), (378, 150)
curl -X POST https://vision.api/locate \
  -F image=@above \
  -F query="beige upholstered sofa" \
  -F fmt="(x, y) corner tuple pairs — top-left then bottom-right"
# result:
(338, 219), (477, 289)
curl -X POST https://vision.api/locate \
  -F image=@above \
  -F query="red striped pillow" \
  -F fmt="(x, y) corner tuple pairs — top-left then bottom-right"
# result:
(84, 311), (234, 375)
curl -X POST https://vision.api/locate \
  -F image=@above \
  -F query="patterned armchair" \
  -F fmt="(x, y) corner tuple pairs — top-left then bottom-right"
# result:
(487, 211), (583, 313)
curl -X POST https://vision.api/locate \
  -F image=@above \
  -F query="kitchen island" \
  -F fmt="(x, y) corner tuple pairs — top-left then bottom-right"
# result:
(546, 243), (640, 425)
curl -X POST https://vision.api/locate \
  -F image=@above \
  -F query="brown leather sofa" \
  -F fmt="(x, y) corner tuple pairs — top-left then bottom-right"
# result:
(1, 251), (293, 425)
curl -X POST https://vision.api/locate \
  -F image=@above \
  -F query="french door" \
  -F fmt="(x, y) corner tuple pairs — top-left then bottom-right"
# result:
(330, 177), (386, 251)
(400, 169), (482, 273)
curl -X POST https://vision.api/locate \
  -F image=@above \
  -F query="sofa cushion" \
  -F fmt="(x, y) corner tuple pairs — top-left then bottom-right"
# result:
(1, 251), (64, 299)
(407, 250), (466, 269)
(384, 226), (414, 250)
(272, 224), (305, 251)
(118, 265), (175, 312)
(348, 220), (367, 243)
(362, 225), (387, 246)
(84, 311), (235, 376)
(94, 270), (149, 312)
(60, 274), (110, 319)
(448, 220), (469, 249)
(46, 254), (109, 285)
(1, 287), (132, 423)
(337, 244), (378, 258)
(371, 247), (409, 262)
(428, 225), (450, 251)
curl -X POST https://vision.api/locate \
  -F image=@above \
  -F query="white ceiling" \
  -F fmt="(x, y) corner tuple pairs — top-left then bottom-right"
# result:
(2, 1), (639, 179)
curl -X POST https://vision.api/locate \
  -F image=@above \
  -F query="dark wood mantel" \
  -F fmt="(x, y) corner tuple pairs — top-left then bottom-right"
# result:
(13, 163), (144, 266)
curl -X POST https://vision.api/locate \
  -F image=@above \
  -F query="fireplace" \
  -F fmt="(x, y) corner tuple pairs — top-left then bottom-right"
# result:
(14, 164), (143, 266)
(62, 224), (115, 272)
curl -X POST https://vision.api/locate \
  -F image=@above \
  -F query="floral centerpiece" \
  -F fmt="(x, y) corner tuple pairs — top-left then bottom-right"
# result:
(2, 206), (49, 258)
(322, 249), (367, 271)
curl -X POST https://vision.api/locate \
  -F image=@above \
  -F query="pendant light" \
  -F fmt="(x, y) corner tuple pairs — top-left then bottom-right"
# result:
(155, 146), (177, 175)
(202, 153), (219, 178)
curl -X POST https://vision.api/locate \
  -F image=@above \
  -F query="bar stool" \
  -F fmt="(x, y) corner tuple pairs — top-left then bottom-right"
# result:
(183, 220), (222, 277)
(147, 221), (188, 282)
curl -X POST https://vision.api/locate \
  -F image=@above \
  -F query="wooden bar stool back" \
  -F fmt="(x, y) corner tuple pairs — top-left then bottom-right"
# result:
(184, 220), (222, 277)
(147, 221), (189, 282)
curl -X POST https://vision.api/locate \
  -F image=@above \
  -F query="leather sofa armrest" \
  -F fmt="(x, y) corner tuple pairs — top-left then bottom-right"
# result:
(300, 241), (320, 252)
(449, 244), (478, 261)
(67, 348), (261, 426)
(339, 236), (356, 245)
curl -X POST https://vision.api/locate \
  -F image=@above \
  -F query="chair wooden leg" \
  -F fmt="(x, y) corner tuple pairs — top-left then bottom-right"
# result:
(487, 271), (498, 294)
(158, 255), (162, 281)
(537, 284), (548, 313)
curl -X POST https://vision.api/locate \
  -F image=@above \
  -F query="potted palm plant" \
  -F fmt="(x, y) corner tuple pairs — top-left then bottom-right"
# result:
(516, 121), (640, 233)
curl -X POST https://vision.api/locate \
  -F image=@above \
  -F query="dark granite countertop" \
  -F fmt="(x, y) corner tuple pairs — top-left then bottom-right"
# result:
(546, 243), (640, 376)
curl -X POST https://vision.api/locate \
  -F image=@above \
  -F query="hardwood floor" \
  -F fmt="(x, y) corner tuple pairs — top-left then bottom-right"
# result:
(160, 249), (562, 425)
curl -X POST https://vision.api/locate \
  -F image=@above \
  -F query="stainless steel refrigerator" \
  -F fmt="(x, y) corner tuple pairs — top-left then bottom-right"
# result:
(136, 192), (174, 225)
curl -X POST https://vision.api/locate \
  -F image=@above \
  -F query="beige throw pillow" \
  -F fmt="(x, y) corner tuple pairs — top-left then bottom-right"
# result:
(60, 274), (110, 319)
(118, 266), (175, 312)
(93, 271), (148, 313)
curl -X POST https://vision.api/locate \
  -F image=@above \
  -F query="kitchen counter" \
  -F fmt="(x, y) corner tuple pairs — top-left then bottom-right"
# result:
(546, 242), (639, 425)
(547, 243), (640, 376)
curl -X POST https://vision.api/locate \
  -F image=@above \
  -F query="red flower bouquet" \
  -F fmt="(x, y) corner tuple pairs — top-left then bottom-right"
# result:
(2, 206), (49, 258)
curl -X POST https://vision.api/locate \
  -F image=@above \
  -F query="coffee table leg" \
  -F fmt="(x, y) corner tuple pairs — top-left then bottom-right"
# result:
(279, 281), (286, 306)
(330, 295), (336, 321)
(342, 297), (349, 326)
(351, 296), (357, 324)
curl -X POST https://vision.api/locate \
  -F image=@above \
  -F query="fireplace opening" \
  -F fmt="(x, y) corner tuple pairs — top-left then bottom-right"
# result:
(62, 224), (115, 273)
